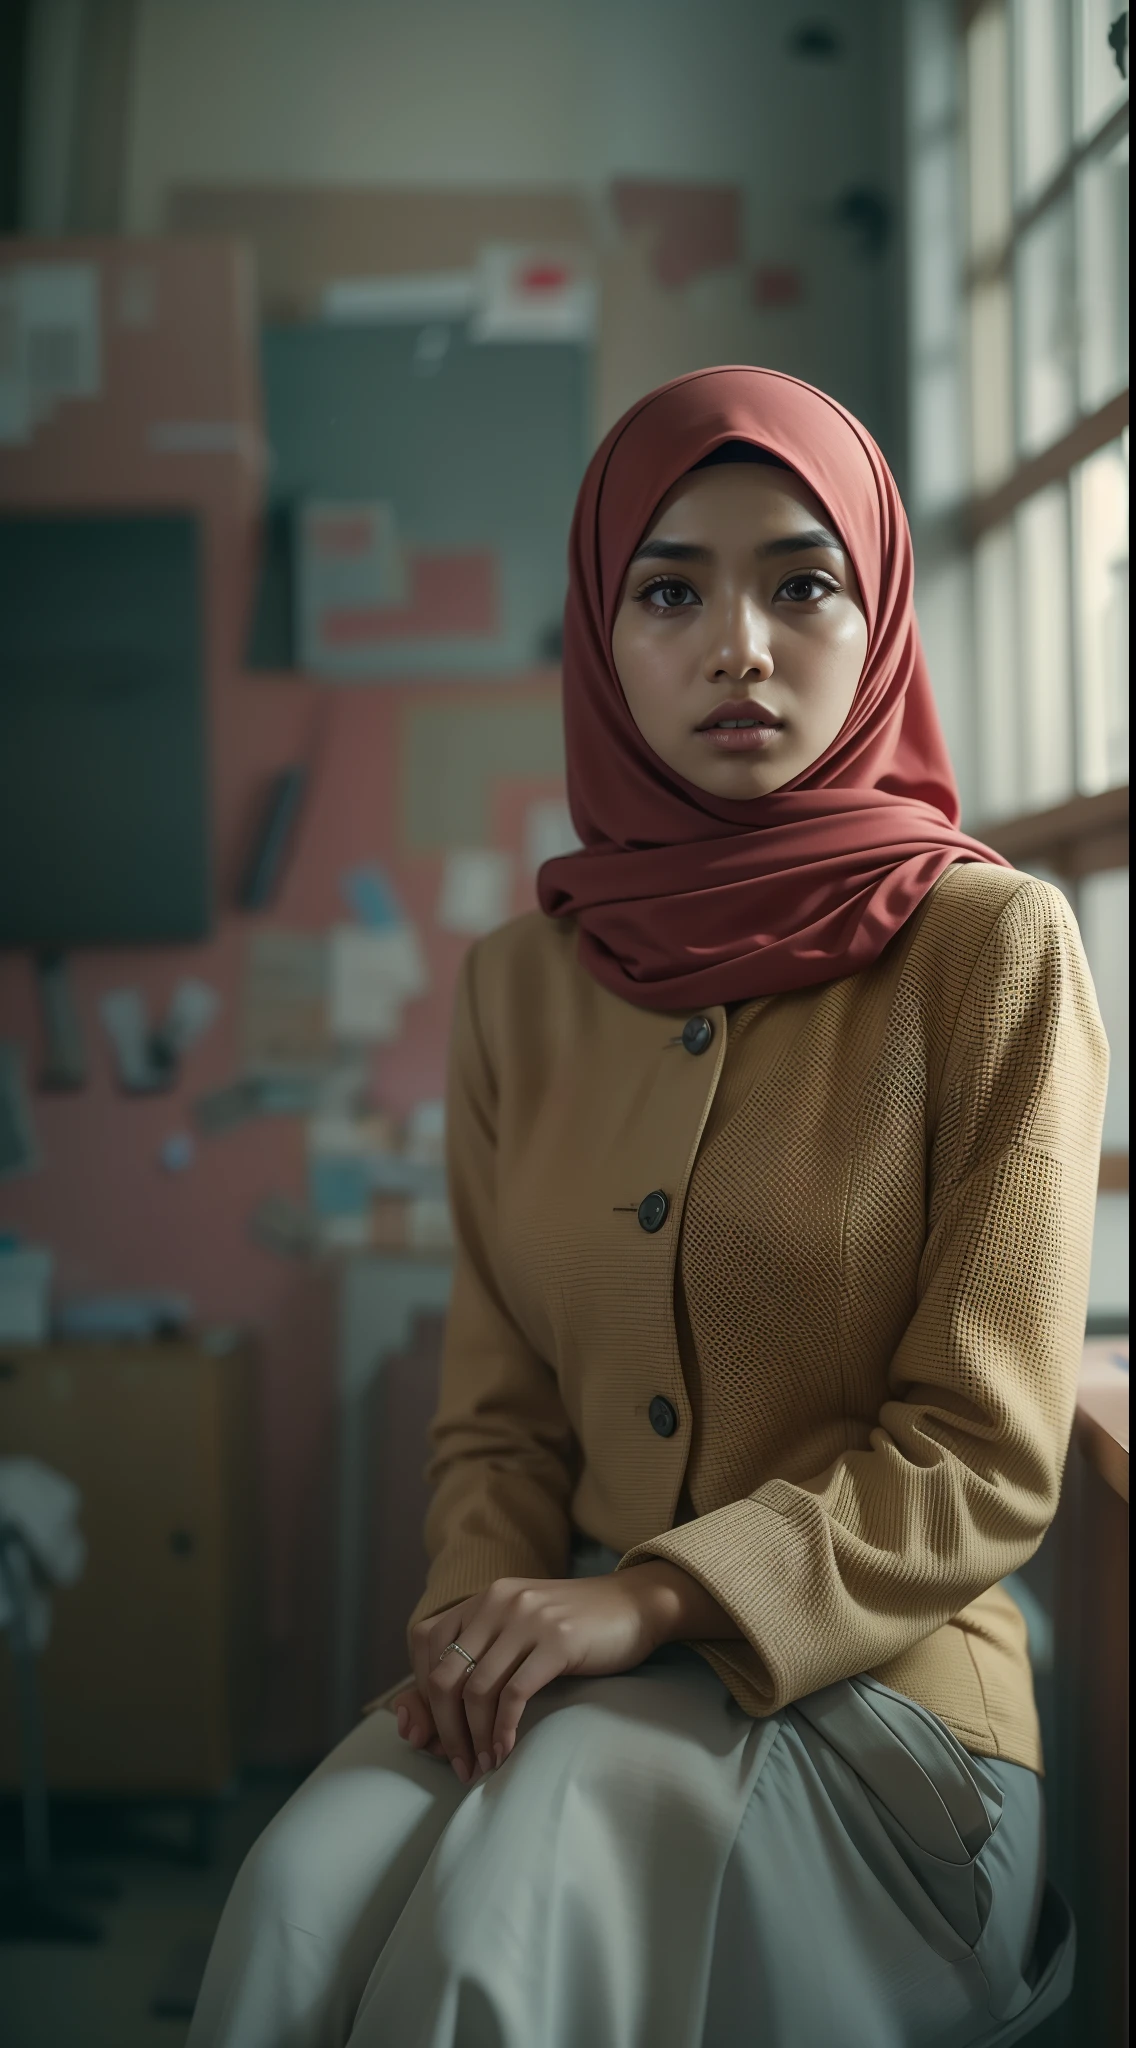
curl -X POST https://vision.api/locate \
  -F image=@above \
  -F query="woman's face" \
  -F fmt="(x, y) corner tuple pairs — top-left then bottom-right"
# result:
(610, 462), (869, 800)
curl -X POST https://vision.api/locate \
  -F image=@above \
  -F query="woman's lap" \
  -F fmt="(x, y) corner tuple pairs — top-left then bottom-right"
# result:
(189, 1646), (1047, 2048)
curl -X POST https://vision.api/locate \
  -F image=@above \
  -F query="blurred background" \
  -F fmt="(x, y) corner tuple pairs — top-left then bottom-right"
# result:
(0, 3), (1127, 2042)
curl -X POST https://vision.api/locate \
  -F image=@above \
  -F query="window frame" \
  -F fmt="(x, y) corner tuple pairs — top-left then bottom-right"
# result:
(956, 0), (1128, 853)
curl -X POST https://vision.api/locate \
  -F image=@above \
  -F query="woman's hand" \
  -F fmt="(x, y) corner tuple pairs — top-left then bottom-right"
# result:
(388, 1684), (448, 1762)
(403, 1563), (724, 1786)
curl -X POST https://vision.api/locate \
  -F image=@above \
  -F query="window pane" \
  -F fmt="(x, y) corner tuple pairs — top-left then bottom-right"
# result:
(912, 137), (959, 357)
(1012, 0), (1071, 201)
(1016, 195), (1078, 454)
(1077, 132), (1130, 411)
(969, 278), (1015, 487)
(909, 0), (959, 134)
(1075, 0), (1130, 135)
(1016, 483), (1075, 809)
(913, 361), (968, 513)
(974, 521), (1021, 819)
(967, 3), (1013, 257)
(1074, 437), (1130, 791)
(916, 551), (976, 813)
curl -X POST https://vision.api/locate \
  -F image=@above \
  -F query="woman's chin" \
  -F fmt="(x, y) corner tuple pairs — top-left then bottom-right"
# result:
(681, 753), (794, 800)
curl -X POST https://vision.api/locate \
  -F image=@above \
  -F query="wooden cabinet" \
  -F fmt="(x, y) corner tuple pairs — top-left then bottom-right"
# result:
(0, 1340), (257, 1794)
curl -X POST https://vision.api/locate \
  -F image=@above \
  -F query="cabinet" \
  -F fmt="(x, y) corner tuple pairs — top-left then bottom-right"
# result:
(0, 1339), (257, 1794)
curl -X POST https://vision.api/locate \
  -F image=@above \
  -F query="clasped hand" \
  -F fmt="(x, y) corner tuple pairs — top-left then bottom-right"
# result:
(390, 1566), (677, 1786)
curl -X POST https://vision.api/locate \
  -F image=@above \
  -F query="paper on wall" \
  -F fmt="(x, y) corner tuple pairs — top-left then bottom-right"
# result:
(318, 1213), (373, 1251)
(309, 1154), (371, 1219)
(243, 932), (329, 1074)
(0, 1045), (39, 1179)
(100, 988), (158, 1091)
(405, 1099), (445, 1163)
(524, 799), (582, 873)
(471, 246), (596, 344)
(0, 278), (32, 445)
(407, 1197), (454, 1250)
(307, 1111), (396, 1157)
(340, 863), (404, 932)
(296, 501), (407, 674)
(249, 1194), (317, 1258)
(436, 849), (514, 936)
(0, 263), (101, 444)
(327, 925), (428, 1044)
(162, 979), (221, 1056)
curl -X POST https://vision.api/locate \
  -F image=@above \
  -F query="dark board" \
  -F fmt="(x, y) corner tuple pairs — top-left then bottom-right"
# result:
(0, 513), (210, 947)
(248, 322), (588, 676)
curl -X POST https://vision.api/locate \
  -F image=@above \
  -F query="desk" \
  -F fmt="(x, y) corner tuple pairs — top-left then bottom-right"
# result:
(0, 1337), (256, 1793)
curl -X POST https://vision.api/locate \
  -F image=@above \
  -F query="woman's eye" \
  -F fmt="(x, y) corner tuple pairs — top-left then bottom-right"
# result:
(641, 577), (698, 610)
(779, 573), (835, 603)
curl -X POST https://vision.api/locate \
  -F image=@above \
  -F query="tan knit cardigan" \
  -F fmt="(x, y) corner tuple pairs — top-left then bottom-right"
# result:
(404, 865), (1108, 1771)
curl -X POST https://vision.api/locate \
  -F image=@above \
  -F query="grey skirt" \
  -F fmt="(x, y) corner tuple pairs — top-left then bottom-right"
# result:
(189, 1539), (1073, 2048)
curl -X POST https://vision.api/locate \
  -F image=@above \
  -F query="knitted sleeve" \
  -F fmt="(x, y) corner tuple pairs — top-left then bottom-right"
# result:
(615, 879), (1109, 1715)
(404, 943), (579, 1650)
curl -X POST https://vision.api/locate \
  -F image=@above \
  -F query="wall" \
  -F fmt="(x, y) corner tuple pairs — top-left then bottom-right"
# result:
(6, 0), (911, 1762)
(29, 0), (907, 461)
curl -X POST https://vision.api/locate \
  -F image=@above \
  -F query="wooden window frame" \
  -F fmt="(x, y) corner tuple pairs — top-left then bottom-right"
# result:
(952, 1), (1129, 1197)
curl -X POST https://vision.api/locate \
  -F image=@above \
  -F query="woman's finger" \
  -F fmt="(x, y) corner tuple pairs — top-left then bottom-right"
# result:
(391, 1688), (451, 1765)
(491, 1643), (569, 1763)
(459, 1631), (541, 1770)
(410, 1600), (467, 1705)
(426, 1628), (490, 1780)
(401, 1694), (435, 1748)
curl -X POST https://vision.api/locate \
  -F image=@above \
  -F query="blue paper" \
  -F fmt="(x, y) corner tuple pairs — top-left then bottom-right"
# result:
(310, 1154), (371, 1217)
(341, 864), (404, 932)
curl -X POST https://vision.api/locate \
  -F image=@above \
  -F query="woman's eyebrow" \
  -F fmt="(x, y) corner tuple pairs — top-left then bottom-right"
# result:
(628, 526), (843, 569)
(759, 527), (843, 558)
(628, 538), (713, 566)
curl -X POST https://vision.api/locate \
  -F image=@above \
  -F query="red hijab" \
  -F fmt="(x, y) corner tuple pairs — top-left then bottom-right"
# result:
(537, 366), (1006, 1009)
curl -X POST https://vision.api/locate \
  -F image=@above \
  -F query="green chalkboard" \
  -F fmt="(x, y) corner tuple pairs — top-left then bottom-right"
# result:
(0, 512), (210, 947)
(248, 321), (588, 676)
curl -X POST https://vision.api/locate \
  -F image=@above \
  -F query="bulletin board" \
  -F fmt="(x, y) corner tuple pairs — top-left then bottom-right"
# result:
(248, 321), (589, 678)
(0, 511), (210, 947)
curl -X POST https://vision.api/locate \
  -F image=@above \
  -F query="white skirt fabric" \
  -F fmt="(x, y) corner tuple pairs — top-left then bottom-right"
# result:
(189, 1546), (1073, 2048)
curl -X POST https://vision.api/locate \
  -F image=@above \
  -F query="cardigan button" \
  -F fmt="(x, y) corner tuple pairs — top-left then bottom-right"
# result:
(681, 1016), (714, 1055)
(648, 1396), (678, 1438)
(637, 1190), (669, 1233)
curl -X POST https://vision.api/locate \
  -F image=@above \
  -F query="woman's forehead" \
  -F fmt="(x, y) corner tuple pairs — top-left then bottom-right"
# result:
(641, 462), (842, 544)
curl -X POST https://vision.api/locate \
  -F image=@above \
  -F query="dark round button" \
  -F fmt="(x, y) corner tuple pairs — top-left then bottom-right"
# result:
(648, 1396), (678, 1438)
(637, 1189), (669, 1233)
(681, 1015), (714, 1056)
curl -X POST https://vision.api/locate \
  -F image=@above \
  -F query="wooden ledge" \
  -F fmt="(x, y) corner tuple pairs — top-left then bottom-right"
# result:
(1077, 1339), (1130, 1504)
(977, 784), (1129, 880)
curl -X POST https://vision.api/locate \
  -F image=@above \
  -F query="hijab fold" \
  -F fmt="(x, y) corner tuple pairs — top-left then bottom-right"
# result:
(537, 366), (1006, 1008)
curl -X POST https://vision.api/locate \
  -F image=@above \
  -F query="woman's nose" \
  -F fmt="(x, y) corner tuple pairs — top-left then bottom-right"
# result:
(704, 597), (774, 683)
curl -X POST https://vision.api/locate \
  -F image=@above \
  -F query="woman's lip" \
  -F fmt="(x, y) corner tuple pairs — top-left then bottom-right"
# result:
(697, 723), (783, 752)
(695, 701), (779, 730)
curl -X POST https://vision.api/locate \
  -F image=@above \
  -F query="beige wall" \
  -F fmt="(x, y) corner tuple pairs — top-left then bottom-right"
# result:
(24, 0), (906, 455)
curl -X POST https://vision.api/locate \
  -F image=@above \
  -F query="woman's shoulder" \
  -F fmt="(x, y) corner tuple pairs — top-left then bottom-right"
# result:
(914, 861), (1081, 975)
(460, 910), (583, 1038)
(468, 908), (578, 989)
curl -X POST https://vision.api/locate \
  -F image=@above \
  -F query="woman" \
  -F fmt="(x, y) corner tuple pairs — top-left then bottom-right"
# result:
(191, 368), (1107, 2048)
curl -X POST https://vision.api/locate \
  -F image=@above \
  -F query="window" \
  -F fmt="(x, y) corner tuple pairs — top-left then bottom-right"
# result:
(906, 0), (1129, 1281)
(907, 0), (1129, 823)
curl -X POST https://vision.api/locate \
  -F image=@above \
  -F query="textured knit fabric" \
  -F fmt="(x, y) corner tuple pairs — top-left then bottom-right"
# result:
(406, 863), (1108, 1772)
(536, 365), (1009, 1007)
